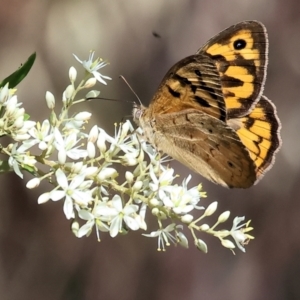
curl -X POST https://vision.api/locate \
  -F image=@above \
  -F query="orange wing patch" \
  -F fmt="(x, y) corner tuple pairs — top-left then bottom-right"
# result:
(228, 96), (281, 180)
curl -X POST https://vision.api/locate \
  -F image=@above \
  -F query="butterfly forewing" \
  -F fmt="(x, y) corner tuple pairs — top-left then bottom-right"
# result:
(147, 55), (227, 121)
(198, 21), (268, 118)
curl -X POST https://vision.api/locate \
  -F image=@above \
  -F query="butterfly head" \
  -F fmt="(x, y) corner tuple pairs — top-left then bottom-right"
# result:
(132, 103), (146, 125)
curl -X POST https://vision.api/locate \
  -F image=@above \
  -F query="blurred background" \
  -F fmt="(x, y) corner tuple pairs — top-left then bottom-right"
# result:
(0, 0), (299, 299)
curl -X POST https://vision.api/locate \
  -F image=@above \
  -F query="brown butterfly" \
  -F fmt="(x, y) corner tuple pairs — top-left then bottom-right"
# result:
(133, 21), (281, 188)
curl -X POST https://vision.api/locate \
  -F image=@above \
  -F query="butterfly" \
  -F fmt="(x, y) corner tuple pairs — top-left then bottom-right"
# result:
(133, 21), (281, 188)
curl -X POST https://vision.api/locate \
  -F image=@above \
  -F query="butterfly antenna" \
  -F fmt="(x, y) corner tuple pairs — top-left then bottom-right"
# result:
(85, 96), (133, 104)
(119, 75), (143, 106)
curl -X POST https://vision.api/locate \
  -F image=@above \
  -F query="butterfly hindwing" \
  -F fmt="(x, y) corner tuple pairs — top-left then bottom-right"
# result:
(149, 109), (256, 188)
(227, 96), (281, 181)
(198, 21), (268, 118)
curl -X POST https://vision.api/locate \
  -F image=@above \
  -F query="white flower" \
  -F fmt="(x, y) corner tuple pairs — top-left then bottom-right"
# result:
(49, 169), (93, 219)
(230, 217), (253, 252)
(96, 195), (139, 237)
(53, 128), (87, 162)
(5, 95), (21, 113)
(149, 167), (175, 192)
(161, 175), (202, 214)
(8, 143), (24, 178)
(0, 83), (9, 104)
(73, 51), (111, 85)
(135, 202), (147, 230)
(143, 224), (182, 251)
(77, 209), (110, 240)
(8, 143), (36, 178)
(24, 120), (53, 150)
(0, 92), (36, 141)
(77, 211), (96, 238)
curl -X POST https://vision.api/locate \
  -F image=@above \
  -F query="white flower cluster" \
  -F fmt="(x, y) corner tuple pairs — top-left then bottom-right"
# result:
(0, 51), (253, 253)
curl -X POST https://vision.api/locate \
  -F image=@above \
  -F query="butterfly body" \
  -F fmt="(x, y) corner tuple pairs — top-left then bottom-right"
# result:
(133, 21), (281, 188)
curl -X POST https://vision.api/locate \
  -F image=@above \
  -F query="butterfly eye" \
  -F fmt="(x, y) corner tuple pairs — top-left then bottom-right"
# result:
(233, 39), (246, 50)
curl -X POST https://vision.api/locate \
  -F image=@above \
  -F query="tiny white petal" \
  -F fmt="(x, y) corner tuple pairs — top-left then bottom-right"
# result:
(87, 141), (96, 158)
(58, 149), (67, 164)
(124, 216), (139, 231)
(77, 220), (94, 237)
(123, 205), (138, 215)
(0, 83), (9, 103)
(112, 195), (122, 211)
(79, 210), (94, 220)
(88, 125), (98, 143)
(110, 216), (121, 237)
(64, 197), (75, 219)
(73, 53), (82, 63)
(56, 169), (68, 189)
(50, 190), (66, 201)
(97, 130), (107, 152)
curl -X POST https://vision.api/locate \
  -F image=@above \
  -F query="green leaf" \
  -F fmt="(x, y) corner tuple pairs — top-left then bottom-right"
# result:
(0, 160), (12, 173)
(0, 52), (36, 88)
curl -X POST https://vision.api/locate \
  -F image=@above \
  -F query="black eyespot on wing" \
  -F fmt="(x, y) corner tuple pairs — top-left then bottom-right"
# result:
(233, 39), (246, 50)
